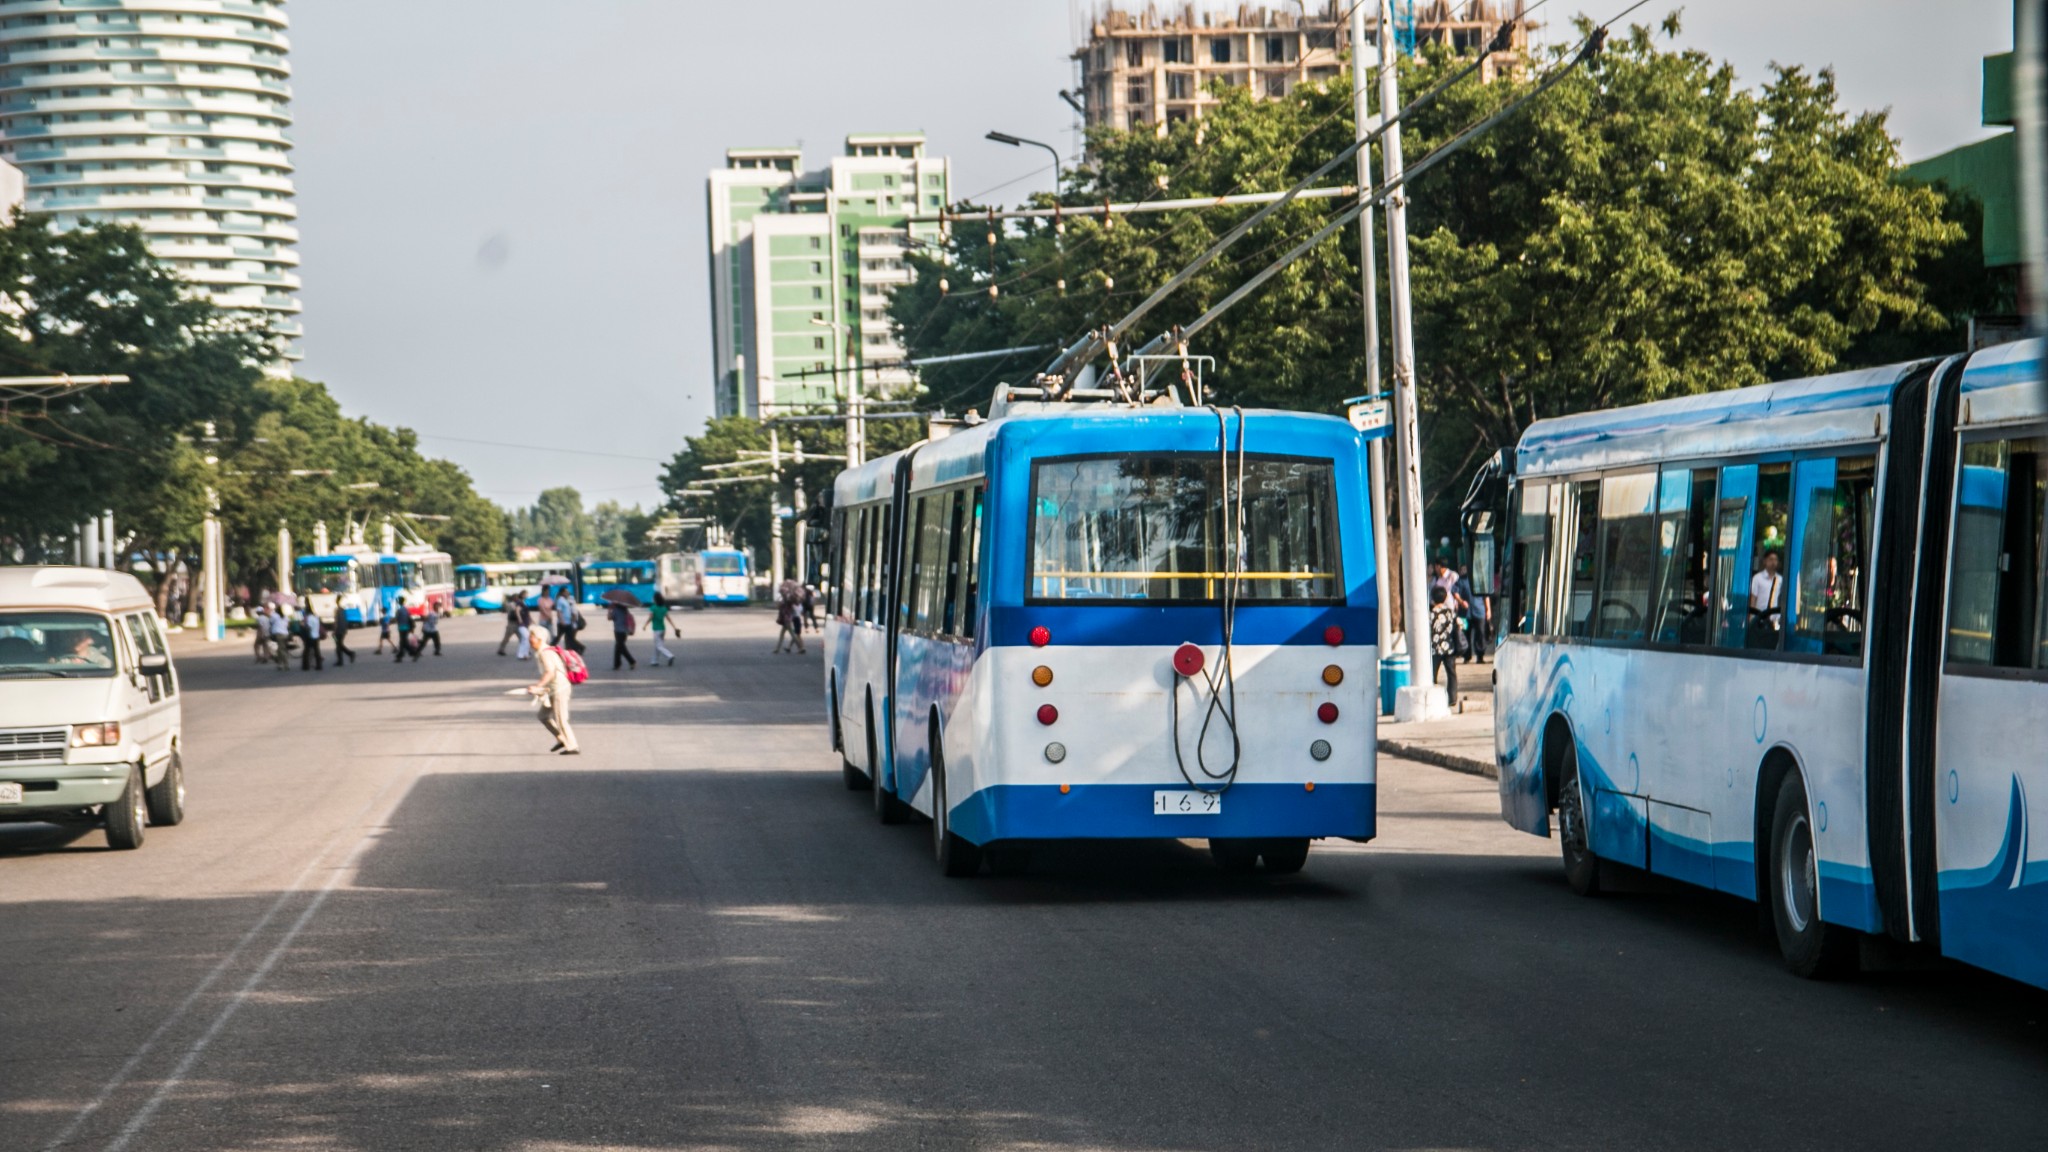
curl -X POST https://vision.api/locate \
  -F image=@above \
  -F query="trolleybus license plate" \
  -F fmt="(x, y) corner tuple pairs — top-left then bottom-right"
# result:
(1154, 790), (1220, 815)
(0, 782), (21, 804)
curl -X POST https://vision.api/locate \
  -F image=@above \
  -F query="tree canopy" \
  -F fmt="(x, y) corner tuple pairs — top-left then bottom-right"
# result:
(887, 19), (1972, 528)
(0, 212), (506, 592)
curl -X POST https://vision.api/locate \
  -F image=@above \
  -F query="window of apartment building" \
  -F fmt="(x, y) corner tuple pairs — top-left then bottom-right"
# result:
(1125, 41), (1144, 67)
(927, 194), (940, 207)
(1162, 36), (1192, 64)
(810, 235), (823, 249)
(813, 336), (826, 350)
(1265, 73), (1288, 97)
(810, 286), (823, 300)
(1165, 72), (1193, 100)
(1265, 35), (1287, 63)
(1210, 37), (1233, 64)
(810, 261), (822, 274)
(1307, 28), (1338, 49)
(925, 174), (941, 187)
(1127, 78), (1149, 105)
(1166, 108), (1190, 125)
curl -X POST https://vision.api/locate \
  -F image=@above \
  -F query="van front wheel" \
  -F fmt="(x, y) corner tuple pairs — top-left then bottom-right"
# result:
(105, 764), (146, 850)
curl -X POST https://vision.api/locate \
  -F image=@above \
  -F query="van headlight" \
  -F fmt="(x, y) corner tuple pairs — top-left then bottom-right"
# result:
(70, 722), (122, 748)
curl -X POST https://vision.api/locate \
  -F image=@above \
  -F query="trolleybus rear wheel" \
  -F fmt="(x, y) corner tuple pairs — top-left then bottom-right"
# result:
(1209, 838), (1260, 873)
(1556, 739), (1601, 897)
(1259, 838), (1310, 874)
(870, 697), (906, 824)
(1767, 773), (1857, 979)
(930, 740), (983, 877)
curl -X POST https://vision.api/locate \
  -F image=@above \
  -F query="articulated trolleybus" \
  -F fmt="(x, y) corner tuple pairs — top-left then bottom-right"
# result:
(824, 383), (1378, 876)
(1492, 338), (2048, 989)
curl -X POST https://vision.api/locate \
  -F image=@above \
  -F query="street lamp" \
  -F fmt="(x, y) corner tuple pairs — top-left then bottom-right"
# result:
(985, 131), (1062, 196)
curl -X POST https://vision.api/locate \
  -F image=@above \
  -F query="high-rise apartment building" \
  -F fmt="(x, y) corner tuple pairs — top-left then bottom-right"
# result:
(1073, 2), (1526, 135)
(707, 134), (949, 418)
(0, 0), (301, 358)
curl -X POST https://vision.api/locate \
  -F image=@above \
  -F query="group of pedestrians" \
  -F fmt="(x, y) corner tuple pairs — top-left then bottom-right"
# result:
(1427, 558), (1492, 709)
(371, 596), (441, 662)
(250, 601), (356, 672)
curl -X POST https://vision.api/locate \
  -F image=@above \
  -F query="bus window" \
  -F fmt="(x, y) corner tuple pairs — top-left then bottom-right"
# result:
(1592, 471), (1656, 641)
(1791, 455), (1875, 657)
(960, 486), (984, 640)
(902, 497), (927, 633)
(1510, 481), (1553, 636)
(1948, 437), (2046, 669)
(833, 511), (849, 615)
(1744, 463), (1792, 651)
(1563, 480), (1600, 637)
(1653, 468), (1717, 645)
(940, 489), (966, 636)
(1714, 464), (1757, 649)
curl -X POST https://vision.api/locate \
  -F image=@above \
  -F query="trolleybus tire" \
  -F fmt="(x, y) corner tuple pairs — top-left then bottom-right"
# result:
(931, 740), (982, 877)
(1209, 838), (1260, 873)
(1768, 773), (1857, 979)
(1556, 738), (1601, 897)
(145, 748), (186, 827)
(1259, 838), (1310, 874)
(984, 842), (1031, 877)
(104, 764), (146, 850)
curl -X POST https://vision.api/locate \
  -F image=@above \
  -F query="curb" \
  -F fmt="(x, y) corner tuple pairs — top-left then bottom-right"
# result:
(1378, 738), (1497, 781)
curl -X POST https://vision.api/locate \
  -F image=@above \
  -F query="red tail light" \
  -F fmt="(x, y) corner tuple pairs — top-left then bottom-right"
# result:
(1324, 625), (1344, 647)
(1037, 704), (1059, 725)
(1029, 625), (1052, 647)
(1317, 702), (1339, 724)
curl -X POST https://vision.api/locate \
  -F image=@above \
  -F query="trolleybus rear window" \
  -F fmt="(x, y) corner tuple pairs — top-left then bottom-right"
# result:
(1028, 453), (1341, 603)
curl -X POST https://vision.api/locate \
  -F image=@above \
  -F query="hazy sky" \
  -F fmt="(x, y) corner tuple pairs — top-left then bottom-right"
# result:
(288, 1), (2017, 511)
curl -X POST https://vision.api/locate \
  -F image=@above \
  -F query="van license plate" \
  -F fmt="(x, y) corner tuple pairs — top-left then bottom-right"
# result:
(0, 782), (22, 805)
(1154, 790), (1220, 815)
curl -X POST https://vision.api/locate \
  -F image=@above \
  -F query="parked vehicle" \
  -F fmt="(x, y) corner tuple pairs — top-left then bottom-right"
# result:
(701, 548), (751, 604)
(0, 567), (186, 849)
(656, 551), (707, 609)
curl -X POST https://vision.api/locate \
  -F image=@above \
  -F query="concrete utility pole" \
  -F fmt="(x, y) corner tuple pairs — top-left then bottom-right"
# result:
(201, 427), (224, 642)
(1379, 0), (1441, 719)
(276, 520), (291, 595)
(769, 427), (784, 592)
(1351, 0), (1395, 664)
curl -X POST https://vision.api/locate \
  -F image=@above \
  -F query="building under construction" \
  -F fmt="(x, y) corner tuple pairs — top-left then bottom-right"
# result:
(1073, 2), (1528, 135)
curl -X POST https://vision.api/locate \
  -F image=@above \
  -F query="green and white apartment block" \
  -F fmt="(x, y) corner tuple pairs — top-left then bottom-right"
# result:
(706, 133), (949, 418)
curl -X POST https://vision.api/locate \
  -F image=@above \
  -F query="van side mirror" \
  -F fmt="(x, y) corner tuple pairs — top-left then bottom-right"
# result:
(138, 653), (171, 678)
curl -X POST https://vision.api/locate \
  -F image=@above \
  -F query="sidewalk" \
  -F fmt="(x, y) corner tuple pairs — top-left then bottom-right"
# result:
(1375, 656), (1496, 779)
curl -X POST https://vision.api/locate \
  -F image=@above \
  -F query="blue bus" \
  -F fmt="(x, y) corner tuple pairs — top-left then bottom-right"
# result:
(700, 549), (751, 604)
(823, 388), (1378, 876)
(454, 563), (491, 610)
(1491, 337), (2048, 990)
(579, 559), (655, 605)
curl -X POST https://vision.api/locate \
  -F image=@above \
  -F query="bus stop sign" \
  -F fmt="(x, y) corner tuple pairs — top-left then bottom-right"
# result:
(1347, 398), (1390, 434)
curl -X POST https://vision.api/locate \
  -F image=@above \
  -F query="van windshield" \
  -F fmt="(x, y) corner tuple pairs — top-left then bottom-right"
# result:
(0, 611), (119, 678)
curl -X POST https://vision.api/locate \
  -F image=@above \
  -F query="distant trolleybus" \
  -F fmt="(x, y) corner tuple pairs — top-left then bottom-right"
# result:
(1491, 337), (2048, 990)
(700, 548), (751, 604)
(580, 559), (656, 605)
(823, 386), (1378, 877)
(292, 552), (379, 624)
(374, 548), (454, 617)
(656, 552), (706, 609)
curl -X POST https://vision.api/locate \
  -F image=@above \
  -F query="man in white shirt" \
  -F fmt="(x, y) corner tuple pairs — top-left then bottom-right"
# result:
(1749, 549), (1785, 629)
(268, 604), (291, 670)
(299, 605), (324, 671)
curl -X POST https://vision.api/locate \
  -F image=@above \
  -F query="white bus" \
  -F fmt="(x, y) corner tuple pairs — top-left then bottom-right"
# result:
(823, 388), (1378, 876)
(1491, 338), (2047, 990)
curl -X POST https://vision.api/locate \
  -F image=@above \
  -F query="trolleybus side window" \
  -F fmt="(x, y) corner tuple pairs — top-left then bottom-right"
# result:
(1713, 463), (1757, 649)
(1741, 463), (1793, 651)
(901, 496), (927, 633)
(958, 485), (983, 640)
(1592, 471), (1657, 642)
(1653, 468), (1718, 646)
(860, 506), (879, 625)
(1790, 454), (1875, 657)
(1510, 480), (1553, 636)
(1947, 435), (2047, 670)
(939, 489), (966, 637)
(1563, 480), (1600, 637)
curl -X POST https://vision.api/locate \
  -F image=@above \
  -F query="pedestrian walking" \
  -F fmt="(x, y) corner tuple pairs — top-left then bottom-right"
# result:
(375, 603), (394, 655)
(421, 604), (443, 656)
(607, 599), (638, 670)
(649, 592), (676, 666)
(252, 604), (273, 663)
(802, 583), (819, 632)
(496, 598), (522, 656)
(268, 603), (292, 670)
(527, 642), (581, 755)
(515, 599), (538, 659)
(299, 605), (325, 671)
(393, 596), (418, 662)
(1461, 567), (1490, 663)
(555, 592), (587, 655)
(332, 608), (355, 665)
(1430, 585), (1459, 708)
(773, 579), (805, 654)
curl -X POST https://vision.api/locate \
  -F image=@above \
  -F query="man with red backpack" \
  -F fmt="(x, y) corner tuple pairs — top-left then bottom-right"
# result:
(527, 642), (584, 755)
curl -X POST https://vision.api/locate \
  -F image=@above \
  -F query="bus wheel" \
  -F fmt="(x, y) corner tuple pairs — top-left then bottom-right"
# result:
(931, 743), (982, 878)
(1557, 741), (1601, 897)
(1768, 773), (1857, 979)
(1260, 838), (1310, 874)
(1210, 838), (1259, 873)
(985, 842), (1031, 877)
(104, 764), (146, 850)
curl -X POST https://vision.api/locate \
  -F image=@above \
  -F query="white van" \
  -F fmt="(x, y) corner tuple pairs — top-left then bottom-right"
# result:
(0, 566), (186, 849)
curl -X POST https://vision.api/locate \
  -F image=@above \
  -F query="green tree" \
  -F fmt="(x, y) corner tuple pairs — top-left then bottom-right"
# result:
(890, 19), (1964, 529)
(657, 414), (923, 555)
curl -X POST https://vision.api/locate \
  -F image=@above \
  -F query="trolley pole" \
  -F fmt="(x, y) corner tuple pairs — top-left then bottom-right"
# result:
(1379, 0), (1441, 719)
(1351, 0), (1395, 664)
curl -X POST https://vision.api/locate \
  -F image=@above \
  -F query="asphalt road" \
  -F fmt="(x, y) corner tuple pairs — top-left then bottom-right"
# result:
(2, 610), (2043, 1152)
